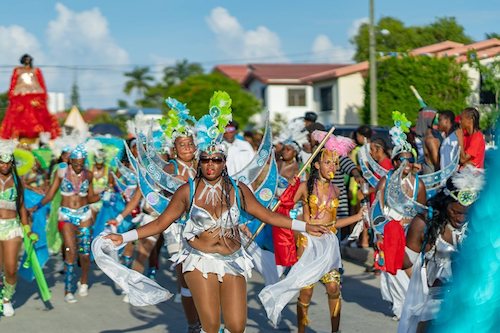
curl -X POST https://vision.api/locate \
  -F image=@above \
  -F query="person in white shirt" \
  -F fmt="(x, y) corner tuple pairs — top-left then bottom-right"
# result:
(223, 120), (255, 176)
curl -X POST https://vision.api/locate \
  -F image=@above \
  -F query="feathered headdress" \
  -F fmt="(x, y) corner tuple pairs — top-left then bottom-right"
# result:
(390, 111), (413, 159)
(311, 129), (355, 157)
(159, 97), (196, 143)
(445, 165), (485, 206)
(52, 129), (88, 157)
(195, 91), (232, 154)
(0, 139), (18, 163)
(275, 117), (308, 153)
(126, 111), (156, 140)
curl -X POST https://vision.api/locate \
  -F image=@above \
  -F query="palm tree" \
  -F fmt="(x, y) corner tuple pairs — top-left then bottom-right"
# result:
(123, 66), (154, 105)
(163, 59), (204, 87)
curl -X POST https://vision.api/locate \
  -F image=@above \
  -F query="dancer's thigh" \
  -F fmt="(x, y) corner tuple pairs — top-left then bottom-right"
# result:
(220, 274), (247, 333)
(184, 270), (221, 332)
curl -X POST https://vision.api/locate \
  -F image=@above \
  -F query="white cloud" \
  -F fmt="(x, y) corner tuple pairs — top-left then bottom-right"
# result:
(206, 7), (288, 62)
(0, 3), (130, 108)
(311, 35), (354, 63)
(348, 17), (369, 39)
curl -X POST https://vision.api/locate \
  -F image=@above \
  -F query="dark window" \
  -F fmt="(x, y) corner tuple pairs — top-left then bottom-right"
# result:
(261, 86), (267, 107)
(479, 74), (495, 105)
(320, 86), (333, 111)
(288, 88), (306, 106)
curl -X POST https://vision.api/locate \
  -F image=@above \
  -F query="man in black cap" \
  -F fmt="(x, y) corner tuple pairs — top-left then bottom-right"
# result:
(303, 111), (318, 128)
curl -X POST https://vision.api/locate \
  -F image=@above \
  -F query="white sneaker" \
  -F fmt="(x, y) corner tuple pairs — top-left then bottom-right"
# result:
(174, 293), (182, 304)
(2, 301), (15, 317)
(77, 282), (89, 297)
(64, 293), (78, 303)
(122, 294), (130, 303)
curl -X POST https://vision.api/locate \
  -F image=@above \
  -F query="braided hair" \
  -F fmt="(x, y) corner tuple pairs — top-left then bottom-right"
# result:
(422, 178), (459, 251)
(11, 157), (25, 217)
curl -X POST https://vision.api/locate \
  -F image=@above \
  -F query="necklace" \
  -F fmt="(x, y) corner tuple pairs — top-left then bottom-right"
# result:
(198, 178), (222, 206)
(0, 175), (12, 192)
(177, 159), (196, 178)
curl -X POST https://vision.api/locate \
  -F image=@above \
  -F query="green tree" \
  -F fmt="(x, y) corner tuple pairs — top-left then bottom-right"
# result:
(123, 66), (154, 106)
(164, 73), (262, 127)
(351, 16), (473, 62)
(117, 99), (129, 108)
(70, 81), (80, 108)
(0, 92), (8, 122)
(485, 32), (500, 39)
(362, 56), (471, 126)
(163, 59), (204, 87)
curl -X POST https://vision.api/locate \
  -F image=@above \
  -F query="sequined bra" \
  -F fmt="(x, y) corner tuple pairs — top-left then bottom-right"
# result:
(0, 181), (17, 211)
(59, 164), (89, 197)
(182, 178), (242, 241)
(307, 181), (339, 221)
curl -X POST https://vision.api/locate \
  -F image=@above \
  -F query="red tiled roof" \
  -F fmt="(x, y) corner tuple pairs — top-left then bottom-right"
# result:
(409, 41), (464, 55)
(83, 108), (106, 122)
(244, 63), (347, 85)
(213, 65), (250, 84)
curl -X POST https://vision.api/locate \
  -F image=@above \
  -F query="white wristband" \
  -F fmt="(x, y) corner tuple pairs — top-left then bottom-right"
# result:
(121, 230), (138, 243)
(116, 214), (124, 224)
(291, 219), (307, 232)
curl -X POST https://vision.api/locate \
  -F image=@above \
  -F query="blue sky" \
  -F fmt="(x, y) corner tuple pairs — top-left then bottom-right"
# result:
(0, 0), (498, 108)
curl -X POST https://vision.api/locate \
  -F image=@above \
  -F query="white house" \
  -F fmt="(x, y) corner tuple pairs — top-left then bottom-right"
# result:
(215, 38), (499, 126)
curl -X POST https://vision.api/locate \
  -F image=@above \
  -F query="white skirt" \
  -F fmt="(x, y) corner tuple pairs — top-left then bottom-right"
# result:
(172, 245), (254, 282)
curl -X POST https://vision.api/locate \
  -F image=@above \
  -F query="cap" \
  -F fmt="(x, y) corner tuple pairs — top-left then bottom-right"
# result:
(304, 112), (318, 122)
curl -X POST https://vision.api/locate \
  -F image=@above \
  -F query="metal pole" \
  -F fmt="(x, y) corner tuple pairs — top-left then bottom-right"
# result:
(369, 0), (378, 126)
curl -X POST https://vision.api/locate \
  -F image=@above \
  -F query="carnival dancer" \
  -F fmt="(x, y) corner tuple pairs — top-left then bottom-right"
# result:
(32, 143), (99, 303)
(0, 140), (32, 317)
(103, 91), (328, 333)
(0, 54), (60, 140)
(398, 166), (483, 332)
(290, 130), (365, 333)
(90, 149), (111, 221)
(373, 112), (427, 320)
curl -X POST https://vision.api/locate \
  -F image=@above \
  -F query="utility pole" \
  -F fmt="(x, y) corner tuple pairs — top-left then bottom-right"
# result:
(369, 0), (377, 125)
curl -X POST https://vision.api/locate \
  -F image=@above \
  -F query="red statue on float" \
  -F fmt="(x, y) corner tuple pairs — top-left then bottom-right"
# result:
(0, 54), (60, 140)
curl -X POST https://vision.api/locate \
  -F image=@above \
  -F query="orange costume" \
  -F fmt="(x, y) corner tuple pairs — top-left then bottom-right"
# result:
(0, 66), (60, 139)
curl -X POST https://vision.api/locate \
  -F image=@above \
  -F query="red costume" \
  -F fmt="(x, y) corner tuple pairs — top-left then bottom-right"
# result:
(0, 67), (60, 139)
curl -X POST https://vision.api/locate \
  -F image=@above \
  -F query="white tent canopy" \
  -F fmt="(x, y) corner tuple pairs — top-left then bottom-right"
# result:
(64, 105), (88, 135)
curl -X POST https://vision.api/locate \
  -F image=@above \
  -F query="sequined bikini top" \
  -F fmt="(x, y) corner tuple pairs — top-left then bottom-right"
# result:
(0, 175), (17, 211)
(307, 181), (339, 220)
(60, 165), (89, 197)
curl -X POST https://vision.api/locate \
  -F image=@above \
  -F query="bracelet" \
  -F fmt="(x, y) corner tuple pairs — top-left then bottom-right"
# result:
(121, 230), (138, 243)
(291, 219), (307, 232)
(23, 224), (31, 233)
(116, 214), (124, 223)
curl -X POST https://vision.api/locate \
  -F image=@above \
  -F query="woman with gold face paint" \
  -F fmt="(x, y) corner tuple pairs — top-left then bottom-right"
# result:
(292, 142), (367, 333)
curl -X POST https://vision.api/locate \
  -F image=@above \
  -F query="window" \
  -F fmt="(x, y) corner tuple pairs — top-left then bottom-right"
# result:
(288, 88), (306, 106)
(261, 86), (267, 107)
(479, 74), (495, 105)
(320, 86), (333, 111)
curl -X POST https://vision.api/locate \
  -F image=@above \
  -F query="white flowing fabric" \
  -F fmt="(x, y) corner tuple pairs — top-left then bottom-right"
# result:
(398, 255), (429, 333)
(92, 235), (172, 306)
(380, 269), (410, 319)
(258, 232), (341, 326)
(241, 234), (279, 286)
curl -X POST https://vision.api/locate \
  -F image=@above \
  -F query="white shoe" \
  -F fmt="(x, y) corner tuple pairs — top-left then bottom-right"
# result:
(64, 293), (78, 303)
(77, 282), (89, 297)
(122, 294), (130, 303)
(2, 301), (15, 316)
(174, 293), (182, 304)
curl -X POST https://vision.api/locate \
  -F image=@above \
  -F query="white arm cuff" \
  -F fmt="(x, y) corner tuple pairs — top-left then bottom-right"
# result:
(121, 230), (138, 243)
(291, 219), (307, 232)
(116, 214), (124, 224)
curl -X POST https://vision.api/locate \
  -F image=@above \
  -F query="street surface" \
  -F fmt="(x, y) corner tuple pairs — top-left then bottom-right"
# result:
(1, 254), (398, 332)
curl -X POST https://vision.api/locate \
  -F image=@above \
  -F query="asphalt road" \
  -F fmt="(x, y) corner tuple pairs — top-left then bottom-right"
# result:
(0, 253), (398, 332)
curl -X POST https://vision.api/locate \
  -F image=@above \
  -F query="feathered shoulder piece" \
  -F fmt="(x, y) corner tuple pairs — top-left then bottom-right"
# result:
(159, 97), (196, 142)
(311, 129), (355, 157)
(275, 117), (308, 153)
(390, 111), (413, 158)
(445, 165), (485, 206)
(195, 91), (233, 154)
(0, 139), (18, 163)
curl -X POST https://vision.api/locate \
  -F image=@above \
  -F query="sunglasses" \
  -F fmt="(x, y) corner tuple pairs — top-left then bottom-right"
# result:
(200, 157), (225, 164)
(398, 156), (415, 163)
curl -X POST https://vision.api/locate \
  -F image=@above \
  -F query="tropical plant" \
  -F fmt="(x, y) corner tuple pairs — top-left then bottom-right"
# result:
(123, 66), (154, 106)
